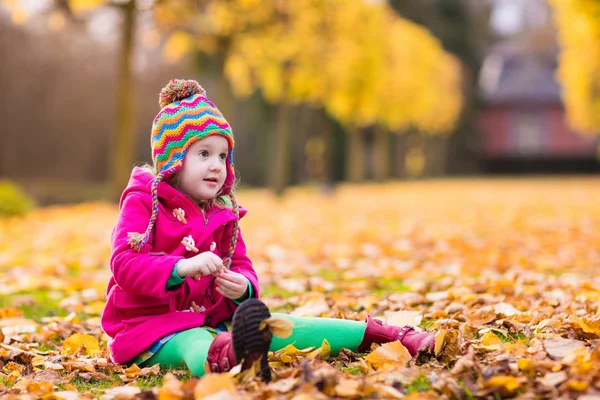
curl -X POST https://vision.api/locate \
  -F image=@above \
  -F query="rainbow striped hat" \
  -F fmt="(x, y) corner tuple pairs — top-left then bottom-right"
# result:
(128, 79), (237, 251)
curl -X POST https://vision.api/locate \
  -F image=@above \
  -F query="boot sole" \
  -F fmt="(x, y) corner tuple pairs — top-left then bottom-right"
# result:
(231, 299), (273, 381)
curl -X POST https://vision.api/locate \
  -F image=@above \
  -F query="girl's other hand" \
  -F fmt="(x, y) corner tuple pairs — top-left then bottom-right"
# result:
(215, 269), (248, 300)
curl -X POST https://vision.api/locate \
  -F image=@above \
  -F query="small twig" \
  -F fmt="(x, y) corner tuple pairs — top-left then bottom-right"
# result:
(181, 239), (199, 253)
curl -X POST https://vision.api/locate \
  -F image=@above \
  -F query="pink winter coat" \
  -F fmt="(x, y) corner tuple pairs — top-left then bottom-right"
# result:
(101, 167), (259, 364)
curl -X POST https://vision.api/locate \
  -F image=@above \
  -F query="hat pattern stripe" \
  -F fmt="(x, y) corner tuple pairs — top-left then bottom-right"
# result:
(155, 95), (205, 117)
(154, 96), (220, 120)
(154, 127), (234, 163)
(154, 107), (224, 131)
(153, 116), (232, 149)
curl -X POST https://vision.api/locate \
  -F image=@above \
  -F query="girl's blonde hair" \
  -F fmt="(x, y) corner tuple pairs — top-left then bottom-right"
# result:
(137, 162), (236, 211)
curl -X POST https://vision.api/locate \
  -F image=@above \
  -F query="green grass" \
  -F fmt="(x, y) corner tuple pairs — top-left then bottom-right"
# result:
(458, 379), (475, 400)
(420, 319), (435, 330)
(370, 278), (412, 296)
(262, 284), (295, 299)
(494, 330), (530, 345)
(336, 363), (362, 376)
(60, 376), (117, 397)
(0, 290), (66, 321)
(406, 376), (431, 394)
(0, 289), (90, 323)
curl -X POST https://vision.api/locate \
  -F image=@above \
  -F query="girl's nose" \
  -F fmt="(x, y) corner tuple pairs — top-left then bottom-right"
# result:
(209, 159), (222, 171)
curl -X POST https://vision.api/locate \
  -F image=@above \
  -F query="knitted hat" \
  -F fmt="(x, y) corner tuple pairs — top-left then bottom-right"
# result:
(128, 79), (239, 258)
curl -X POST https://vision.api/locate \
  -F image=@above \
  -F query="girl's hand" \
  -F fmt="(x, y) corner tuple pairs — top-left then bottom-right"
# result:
(215, 269), (249, 300)
(176, 252), (224, 278)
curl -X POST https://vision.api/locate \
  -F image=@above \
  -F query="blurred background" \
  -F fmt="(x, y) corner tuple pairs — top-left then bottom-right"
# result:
(0, 0), (599, 207)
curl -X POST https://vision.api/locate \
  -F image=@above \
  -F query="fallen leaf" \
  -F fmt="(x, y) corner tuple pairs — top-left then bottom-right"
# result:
(61, 333), (101, 356)
(364, 342), (411, 370)
(484, 375), (522, 393)
(540, 371), (568, 388)
(158, 373), (184, 400)
(543, 338), (586, 360)
(335, 378), (361, 398)
(194, 373), (239, 399)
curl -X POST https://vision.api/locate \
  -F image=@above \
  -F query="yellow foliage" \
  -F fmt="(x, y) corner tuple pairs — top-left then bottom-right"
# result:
(154, 0), (462, 134)
(549, 0), (600, 134)
(163, 31), (194, 64)
(67, 0), (106, 14)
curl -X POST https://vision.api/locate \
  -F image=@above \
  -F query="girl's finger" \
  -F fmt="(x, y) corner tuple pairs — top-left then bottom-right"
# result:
(216, 278), (240, 291)
(216, 285), (237, 299)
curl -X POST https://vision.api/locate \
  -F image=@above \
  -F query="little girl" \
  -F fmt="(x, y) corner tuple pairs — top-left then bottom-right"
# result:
(101, 79), (437, 380)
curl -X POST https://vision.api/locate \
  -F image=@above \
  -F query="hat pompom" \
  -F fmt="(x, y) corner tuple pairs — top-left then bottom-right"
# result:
(159, 79), (206, 108)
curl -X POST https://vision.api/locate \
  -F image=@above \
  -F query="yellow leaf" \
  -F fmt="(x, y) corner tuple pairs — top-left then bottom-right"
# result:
(158, 373), (184, 400)
(434, 329), (446, 357)
(61, 333), (100, 356)
(517, 358), (534, 373)
(307, 339), (331, 361)
(270, 344), (315, 364)
(364, 341), (411, 370)
(481, 331), (503, 346)
(567, 380), (589, 392)
(194, 373), (238, 398)
(122, 363), (142, 379)
(259, 316), (293, 338)
(575, 316), (600, 336)
(485, 375), (522, 393)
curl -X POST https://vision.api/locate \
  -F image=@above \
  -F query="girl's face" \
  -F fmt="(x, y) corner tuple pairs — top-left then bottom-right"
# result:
(178, 135), (229, 202)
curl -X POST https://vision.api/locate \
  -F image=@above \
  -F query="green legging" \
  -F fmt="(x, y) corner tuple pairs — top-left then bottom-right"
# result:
(142, 314), (367, 376)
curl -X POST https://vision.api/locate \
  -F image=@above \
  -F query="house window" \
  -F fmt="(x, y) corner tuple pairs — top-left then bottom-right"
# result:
(513, 112), (544, 155)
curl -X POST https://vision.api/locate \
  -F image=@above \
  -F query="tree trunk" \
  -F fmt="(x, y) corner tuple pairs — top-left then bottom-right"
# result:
(109, 0), (136, 199)
(320, 109), (334, 190)
(372, 126), (390, 181)
(271, 101), (291, 196)
(345, 128), (365, 182)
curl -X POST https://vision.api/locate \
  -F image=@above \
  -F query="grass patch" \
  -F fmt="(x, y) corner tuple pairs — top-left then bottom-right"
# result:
(457, 379), (475, 400)
(495, 330), (530, 345)
(371, 278), (412, 296)
(0, 290), (66, 321)
(336, 363), (362, 376)
(420, 319), (435, 330)
(262, 284), (295, 299)
(406, 376), (431, 394)
(62, 376), (116, 397)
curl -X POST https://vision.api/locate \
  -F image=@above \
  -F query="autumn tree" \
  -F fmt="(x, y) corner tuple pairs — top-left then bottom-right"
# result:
(550, 0), (600, 135)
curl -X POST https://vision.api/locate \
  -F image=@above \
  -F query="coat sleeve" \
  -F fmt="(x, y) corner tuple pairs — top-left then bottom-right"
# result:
(227, 227), (260, 299)
(110, 192), (185, 299)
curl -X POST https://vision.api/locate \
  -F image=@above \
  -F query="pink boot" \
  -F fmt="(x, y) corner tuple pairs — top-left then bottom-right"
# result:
(357, 316), (436, 357)
(206, 332), (237, 372)
(206, 299), (273, 380)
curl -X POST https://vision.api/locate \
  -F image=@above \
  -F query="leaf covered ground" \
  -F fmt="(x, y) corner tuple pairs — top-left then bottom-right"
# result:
(1, 178), (600, 399)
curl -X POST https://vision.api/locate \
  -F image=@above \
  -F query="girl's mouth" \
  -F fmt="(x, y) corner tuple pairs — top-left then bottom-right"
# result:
(203, 177), (219, 187)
